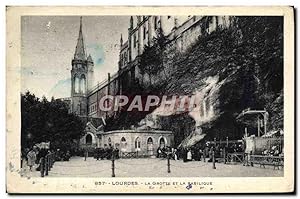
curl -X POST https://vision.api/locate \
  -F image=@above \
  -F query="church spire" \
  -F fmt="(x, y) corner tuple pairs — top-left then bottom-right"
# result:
(74, 16), (86, 61)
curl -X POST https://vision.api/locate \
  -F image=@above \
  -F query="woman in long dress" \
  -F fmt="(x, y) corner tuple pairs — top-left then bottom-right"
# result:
(27, 149), (36, 171)
(187, 149), (192, 161)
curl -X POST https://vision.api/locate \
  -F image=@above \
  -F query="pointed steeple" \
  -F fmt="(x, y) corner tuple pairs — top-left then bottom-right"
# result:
(120, 34), (123, 46)
(130, 16), (133, 29)
(87, 54), (93, 62)
(74, 16), (86, 61)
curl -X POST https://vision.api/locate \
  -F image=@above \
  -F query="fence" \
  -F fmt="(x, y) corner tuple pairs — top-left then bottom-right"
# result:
(244, 154), (284, 170)
(244, 137), (284, 155)
(39, 152), (218, 177)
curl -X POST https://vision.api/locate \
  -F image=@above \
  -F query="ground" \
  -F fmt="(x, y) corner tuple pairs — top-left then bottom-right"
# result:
(22, 156), (283, 178)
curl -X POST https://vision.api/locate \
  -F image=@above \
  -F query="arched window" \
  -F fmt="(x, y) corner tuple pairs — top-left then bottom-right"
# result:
(124, 52), (127, 64)
(133, 33), (137, 48)
(74, 76), (80, 93)
(80, 75), (86, 93)
(135, 137), (141, 149)
(154, 16), (158, 30)
(147, 137), (154, 155)
(120, 137), (127, 151)
(86, 134), (92, 145)
(147, 137), (153, 144)
(159, 137), (165, 148)
(143, 25), (146, 39)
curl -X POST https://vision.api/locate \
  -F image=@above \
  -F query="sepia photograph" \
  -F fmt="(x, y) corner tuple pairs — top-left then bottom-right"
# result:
(6, 6), (295, 194)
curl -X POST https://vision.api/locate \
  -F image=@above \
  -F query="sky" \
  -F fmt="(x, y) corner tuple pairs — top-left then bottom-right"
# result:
(21, 16), (130, 99)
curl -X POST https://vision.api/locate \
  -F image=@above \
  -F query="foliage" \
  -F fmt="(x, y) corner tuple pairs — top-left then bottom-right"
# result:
(140, 28), (169, 85)
(21, 91), (85, 150)
(163, 16), (283, 141)
(107, 17), (284, 142)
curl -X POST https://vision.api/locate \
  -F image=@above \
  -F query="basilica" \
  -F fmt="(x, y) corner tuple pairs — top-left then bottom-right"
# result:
(64, 15), (232, 155)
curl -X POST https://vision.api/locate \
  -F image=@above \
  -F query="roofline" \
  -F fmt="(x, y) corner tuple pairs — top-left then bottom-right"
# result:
(98, 129), (173, 135)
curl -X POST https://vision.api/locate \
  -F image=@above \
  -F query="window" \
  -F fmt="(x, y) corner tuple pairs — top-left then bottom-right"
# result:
(135, 137), (141, 149)
(80, 75), (86, 93)
(74, 76), (80, 93)
(154, 16), (158, 30)
(147, 137), (154, 155)
(147, 137), (153, 144)
(133, 33), (137, 48)
(143, 26), (146, 39)
(159, 137), (165, 147)
(120, 137), (127, 150)
(86, 134), (92, 144)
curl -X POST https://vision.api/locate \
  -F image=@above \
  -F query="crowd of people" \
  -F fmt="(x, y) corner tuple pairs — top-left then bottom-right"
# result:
(22, 140), (283, 172)
(21, 146), (51, 172)
(93, 147), (120, 160)
(21, 146), (72, 172)
(155, 142), (246, 163)
(155, 145), (210, 162)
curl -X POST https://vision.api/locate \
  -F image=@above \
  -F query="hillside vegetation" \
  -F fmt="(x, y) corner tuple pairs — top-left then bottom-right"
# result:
(107, 16), (284, 145)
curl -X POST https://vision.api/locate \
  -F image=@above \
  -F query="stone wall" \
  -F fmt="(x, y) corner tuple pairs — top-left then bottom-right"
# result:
(100, 130), (174, 156)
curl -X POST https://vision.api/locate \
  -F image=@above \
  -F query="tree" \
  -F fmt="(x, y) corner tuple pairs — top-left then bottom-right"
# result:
(140, 28), (169, 86)
(21, 91), (85, 150)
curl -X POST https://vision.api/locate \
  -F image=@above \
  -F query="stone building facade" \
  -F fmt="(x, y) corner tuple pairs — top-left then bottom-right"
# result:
(78, 122), (174, 156)
(100, 130), (173, 156)
(68, 16), (232, 151)
(87, 15), (232, 120)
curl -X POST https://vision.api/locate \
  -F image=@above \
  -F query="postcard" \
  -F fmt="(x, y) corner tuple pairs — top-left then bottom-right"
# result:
(6, 6), (294, 193)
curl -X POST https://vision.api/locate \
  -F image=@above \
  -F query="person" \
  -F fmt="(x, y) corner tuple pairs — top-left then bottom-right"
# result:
(162, 147), (167, 158)
(274, 147), (280, 156)
(262, 148), (269, 155)
(113, 147), (120, 159)
(95, 148), (100, 160)
(156, 147), (162, 158)
(208, 146), (214, 162)
(194, 147), (200, 161)
(27, 148), (37, 171)
(99, 147), (105, 160)
(21, 148), (29, 169)
(173, 149), (178, 161)
(187, 149), (192, 162)
(182, 148), (187, 162)
(199, 148), (203, 161)
(65, 150), (71, 161)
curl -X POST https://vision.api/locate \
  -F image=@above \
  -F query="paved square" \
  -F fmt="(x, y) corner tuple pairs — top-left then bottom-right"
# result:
(22, 156), (283, 178)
